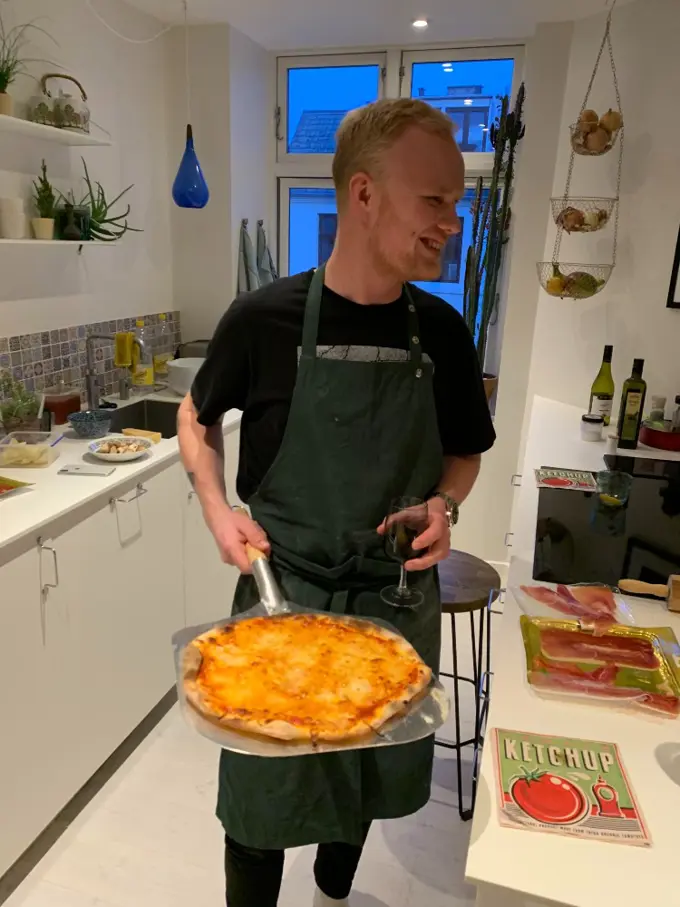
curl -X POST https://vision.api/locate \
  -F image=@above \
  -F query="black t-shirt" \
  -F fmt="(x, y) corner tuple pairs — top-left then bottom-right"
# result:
(191, 270), (495, 502)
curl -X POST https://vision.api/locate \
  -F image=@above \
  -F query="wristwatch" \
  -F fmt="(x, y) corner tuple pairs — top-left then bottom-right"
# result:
(430, 491), (459, 527)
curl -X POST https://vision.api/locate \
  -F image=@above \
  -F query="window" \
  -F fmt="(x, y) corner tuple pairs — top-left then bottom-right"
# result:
(279, 179), (488, 317)
(281, 181), (337, 275)
(277, 47), (521, 319)
(412, 185), (488, 313)
(277, 54), (386, 165)
(400, 47), (523, 173)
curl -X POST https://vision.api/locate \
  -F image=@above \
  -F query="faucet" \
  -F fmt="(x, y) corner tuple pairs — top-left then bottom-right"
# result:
(85, 334), (149, 410)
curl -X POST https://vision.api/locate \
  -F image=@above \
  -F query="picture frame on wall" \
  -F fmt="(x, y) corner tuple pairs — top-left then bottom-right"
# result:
(668, 225), (680, 309)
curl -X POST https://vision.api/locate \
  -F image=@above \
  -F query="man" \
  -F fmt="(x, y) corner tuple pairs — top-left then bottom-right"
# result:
(178, 98), (495, 907)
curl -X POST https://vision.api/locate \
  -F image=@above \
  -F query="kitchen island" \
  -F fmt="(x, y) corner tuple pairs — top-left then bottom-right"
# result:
(466, 396), (680, 907)
(0, 393), (241, 877)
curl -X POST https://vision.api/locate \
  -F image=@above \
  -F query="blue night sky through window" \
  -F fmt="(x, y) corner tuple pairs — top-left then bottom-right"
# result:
(287, 57), (514, 154)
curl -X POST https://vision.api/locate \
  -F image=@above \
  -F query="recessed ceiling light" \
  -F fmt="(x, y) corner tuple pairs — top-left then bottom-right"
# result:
(464, 99), (473, 106)
(412, 18), (429, 29)
(479, 123), (487, 128)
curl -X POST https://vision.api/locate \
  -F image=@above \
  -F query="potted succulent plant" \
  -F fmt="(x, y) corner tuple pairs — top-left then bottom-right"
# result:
(0, 12), (56, 117)
(0, 371), (40, 433)
(55, 158), (142, 242)
(31, 159), (56, 240)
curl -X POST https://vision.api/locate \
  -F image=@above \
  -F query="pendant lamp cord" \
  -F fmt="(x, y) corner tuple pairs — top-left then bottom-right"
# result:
(183, 0), (191, 125)
(85, 0), (172, 44)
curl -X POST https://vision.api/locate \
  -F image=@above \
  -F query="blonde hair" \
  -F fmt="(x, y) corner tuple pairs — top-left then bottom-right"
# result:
(333, 99), (456, 207)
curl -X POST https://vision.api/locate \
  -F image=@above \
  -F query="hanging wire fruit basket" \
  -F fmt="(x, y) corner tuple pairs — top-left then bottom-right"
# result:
(537, 4), (624, 301)
(570, 112), (622, 157)
(537, 262), (613, 299)
(551, 197), (617, 233)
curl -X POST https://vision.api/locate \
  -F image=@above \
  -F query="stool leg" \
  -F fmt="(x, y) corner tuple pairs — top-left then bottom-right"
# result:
(470, 602), (486, 815)
(450, 613), (471, 821)
(469, 611), (479, 690)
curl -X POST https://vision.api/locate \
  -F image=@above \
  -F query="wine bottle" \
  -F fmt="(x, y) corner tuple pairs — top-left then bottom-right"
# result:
(617, 359), (647, 450)
(589, 345), (615, 425)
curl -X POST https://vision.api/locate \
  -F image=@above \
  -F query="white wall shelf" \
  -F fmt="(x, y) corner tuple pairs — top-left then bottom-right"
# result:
(0, 239), (114, 244)
(0, 240), (116, 253)
(0, 115), (111, 147)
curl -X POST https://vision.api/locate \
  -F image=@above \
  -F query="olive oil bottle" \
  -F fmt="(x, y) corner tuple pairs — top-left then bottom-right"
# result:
(589, 345), (615, 425)
(617, 359), (647, 449)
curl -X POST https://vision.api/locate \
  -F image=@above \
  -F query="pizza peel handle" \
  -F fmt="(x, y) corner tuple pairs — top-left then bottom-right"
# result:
(234, 506), (287, 615)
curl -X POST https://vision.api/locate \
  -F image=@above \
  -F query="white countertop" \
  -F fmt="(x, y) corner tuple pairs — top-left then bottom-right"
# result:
(0, 392), (241, 553)
(466, 396), (680, 907)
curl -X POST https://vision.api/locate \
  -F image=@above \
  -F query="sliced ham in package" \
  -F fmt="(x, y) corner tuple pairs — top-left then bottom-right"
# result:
(520, 616), (680, 718)
(512, 583), (635, 634)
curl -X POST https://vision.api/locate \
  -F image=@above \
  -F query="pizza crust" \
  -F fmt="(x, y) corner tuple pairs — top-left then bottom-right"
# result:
(181, 613), (432, 744)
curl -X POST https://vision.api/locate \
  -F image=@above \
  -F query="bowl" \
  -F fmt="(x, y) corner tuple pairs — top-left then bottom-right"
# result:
(570, 122), (621, 157)
(166, 357), (205, 397)
(88, 435), (152, 462)
(551, 197), (617, 233)
(68, 410), (113, 439)
(537, 262), (613, 300)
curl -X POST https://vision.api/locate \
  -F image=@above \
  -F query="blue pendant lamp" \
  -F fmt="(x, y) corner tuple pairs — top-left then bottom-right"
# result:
(172, 0), (209, 208)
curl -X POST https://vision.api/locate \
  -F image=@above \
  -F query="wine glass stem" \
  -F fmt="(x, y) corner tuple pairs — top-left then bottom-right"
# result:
(398, 566), (409, 597)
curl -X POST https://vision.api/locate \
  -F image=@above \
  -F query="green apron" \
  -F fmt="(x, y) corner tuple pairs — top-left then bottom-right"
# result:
(217, 266), (444, 849)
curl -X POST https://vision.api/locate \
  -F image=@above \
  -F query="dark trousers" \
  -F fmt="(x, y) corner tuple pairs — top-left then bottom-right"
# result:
(225, 825), (371, 907)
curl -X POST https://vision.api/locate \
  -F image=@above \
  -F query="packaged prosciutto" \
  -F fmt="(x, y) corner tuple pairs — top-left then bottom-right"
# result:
(521, 616), (680, 718)
(513, 583), (635, 634)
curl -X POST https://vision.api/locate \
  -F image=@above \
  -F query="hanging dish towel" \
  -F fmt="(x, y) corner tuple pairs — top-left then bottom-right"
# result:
(256, 220), (278, 286)
(237, 219), (260, 294)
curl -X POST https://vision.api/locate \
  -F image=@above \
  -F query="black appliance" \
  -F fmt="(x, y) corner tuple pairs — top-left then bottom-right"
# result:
(534, 455), (680, 586)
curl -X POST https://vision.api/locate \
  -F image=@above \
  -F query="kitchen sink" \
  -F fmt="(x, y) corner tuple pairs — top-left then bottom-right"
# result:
(108, 399), (180, 439)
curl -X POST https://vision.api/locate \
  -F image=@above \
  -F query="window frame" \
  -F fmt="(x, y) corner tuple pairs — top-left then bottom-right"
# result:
(399, 45), (524, 175)
(278, 177), (336, 278)
(276, 51), (387, 168)
(278, 176), (489, 306)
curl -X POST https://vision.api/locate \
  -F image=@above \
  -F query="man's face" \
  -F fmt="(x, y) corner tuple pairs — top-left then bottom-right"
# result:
(355, 126), (465, 283)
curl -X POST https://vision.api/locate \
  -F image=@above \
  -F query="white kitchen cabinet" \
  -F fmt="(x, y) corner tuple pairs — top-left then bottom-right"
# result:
(182, 425), (241, 628)
(0, 463), (184, 876)
(0, 546), (75, 873)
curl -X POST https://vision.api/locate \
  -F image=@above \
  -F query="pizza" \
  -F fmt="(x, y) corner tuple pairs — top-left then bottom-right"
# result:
(182, 613), (432, 743)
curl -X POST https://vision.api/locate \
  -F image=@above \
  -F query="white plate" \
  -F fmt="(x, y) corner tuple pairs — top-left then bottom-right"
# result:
(88, 436), (152, 462)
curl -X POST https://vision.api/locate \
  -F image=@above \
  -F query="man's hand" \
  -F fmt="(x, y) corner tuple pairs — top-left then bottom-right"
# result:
(206, 506), (271, 574)
(405, 496), (450, 572)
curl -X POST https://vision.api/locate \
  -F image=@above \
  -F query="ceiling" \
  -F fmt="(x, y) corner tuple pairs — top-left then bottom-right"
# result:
(122, 0), (627, 51)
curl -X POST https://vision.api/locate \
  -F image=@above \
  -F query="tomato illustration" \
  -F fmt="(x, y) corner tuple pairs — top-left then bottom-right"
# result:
(542, 477), (573, 488)
(510, 768), (588, 825)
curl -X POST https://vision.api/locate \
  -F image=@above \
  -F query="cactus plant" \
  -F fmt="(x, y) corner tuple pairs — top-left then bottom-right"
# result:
(463, 82), (526, 370)
(32, 159), (56, 218)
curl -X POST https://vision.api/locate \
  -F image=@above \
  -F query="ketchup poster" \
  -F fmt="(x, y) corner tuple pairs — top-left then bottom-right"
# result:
(493, 729), (650, 846)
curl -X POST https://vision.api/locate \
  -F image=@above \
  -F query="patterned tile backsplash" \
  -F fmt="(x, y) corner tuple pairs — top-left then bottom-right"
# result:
(0, 311), (182, 406)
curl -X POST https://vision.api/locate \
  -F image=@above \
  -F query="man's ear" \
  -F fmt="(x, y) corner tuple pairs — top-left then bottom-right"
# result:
(347, 172), (373, 212)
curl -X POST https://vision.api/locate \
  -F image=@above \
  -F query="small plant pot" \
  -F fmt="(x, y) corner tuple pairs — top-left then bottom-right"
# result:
(55, 204), (91, 242)
(31, 217), (55, 240)
(1, 416), (40, 435)
(0, 92), (14, 117)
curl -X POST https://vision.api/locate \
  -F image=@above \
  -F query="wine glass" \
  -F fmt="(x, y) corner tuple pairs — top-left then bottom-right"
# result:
(380, 497), (429, 609)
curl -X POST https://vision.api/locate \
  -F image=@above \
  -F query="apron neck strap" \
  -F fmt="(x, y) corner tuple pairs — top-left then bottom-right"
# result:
(301, 265), (423, 364)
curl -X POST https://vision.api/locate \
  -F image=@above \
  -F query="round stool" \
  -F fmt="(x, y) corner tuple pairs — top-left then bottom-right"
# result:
(436, 550), (501, 821)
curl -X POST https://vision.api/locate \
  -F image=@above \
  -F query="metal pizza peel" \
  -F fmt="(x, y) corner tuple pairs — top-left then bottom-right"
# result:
(172, 509), (451, 757)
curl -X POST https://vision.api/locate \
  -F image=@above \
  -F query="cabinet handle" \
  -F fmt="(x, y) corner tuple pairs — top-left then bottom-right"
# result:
(188, 490), (197, 501)
(504, 532), (514, 548)
(38, 537), (59, 591)
(111, 483), (148, 505)
(511, 474), (523, 487)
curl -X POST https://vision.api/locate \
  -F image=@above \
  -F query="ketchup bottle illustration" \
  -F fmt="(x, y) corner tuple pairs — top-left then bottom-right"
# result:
(592, 776), (624, 818)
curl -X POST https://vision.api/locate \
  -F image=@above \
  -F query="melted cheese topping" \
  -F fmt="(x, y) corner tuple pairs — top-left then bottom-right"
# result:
(194, 614), (428, 733)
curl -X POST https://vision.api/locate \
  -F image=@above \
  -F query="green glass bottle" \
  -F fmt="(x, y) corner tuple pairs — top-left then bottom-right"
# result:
(589, 345), (615, 425)
(617, 359), (647, 450)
